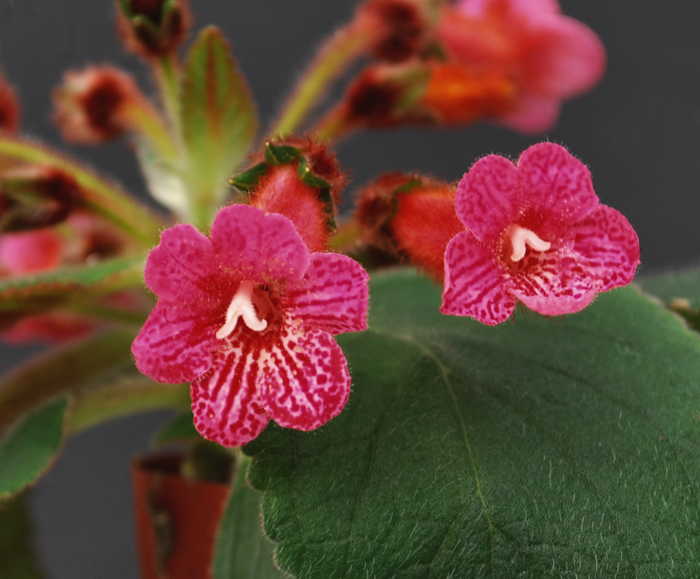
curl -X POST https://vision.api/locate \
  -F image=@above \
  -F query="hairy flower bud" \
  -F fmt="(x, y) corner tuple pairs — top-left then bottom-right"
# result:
(0, 166), (82, 233)
(0, 75), (19, 134)
(53, 66), (143, 144)
(231, 141), (346, 252)
(116, 0), (192, 59)
(355, 173), (461, 279)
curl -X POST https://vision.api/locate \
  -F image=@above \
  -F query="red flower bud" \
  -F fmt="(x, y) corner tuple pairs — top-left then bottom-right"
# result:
(355, 173), (461, 280)
(357, 0), (431, 63)
(116, 0), (192, 59)
(0, 76), (19, 134)
(53, 66), (144, 144)
(0, 166), (82, 232)
(231, 141), (346, 252)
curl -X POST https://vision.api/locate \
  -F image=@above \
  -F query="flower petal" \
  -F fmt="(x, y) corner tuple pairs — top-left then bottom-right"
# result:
(144, 224), (218, 302)
(261, 328), (350, 431)
(131, 302), (220, 383)
(287, 253), (369, 335)
(190, 344), (270, 446)
(211, 204), (310, 283)
(455, 154), (520, 242)
(457, 0), (560, 18)
(0, 229), (62, 274)
(508, 246), (598, 316)
(191, 347), (269, 447)
(522, 15), (605, 98)
(498, 93), (560, 134)
(517, 142), (599, 223)
(571, 204), (640, 292)
(441, 231), (515, 325)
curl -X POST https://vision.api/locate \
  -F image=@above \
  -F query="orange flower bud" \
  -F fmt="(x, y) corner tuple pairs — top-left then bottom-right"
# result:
(53, 66), (143, 144)
(0, 76), (19, 134)
(116, 0), (192, 59)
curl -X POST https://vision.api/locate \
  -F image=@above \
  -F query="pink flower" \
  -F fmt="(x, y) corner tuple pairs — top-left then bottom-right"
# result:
(438, 0), (605, 133)
(441, 143), (640, 325)
(0, 229), (63, 274)
(132, 205), (369, 447)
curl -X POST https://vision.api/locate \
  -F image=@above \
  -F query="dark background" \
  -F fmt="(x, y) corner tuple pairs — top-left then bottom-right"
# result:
(1, 1), (699, 577)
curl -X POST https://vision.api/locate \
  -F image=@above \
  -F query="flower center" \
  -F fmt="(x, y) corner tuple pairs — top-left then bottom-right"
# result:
(508, 225), (551, 262)
(216, 280), (268, 340)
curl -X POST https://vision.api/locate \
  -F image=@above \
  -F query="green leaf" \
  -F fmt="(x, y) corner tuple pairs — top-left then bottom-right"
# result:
(0, 397), (67, 499)
(246, 270), (700, 578)
(152, 412), (201, 446)
(639, 267), (700, 308)
(181, 26), (258, 214)
(213, 457), (284, 579)
(0, 494), (44, 578)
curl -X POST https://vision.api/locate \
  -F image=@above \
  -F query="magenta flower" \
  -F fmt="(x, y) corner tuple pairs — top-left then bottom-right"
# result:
(441, 143), (640, 325)
(0, 229), (63, 274)
(438, 0), (606, 133)
(132, 205), (369, 446)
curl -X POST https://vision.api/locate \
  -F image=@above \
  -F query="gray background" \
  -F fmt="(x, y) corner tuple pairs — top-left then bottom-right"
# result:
(1, 1), (699, 577)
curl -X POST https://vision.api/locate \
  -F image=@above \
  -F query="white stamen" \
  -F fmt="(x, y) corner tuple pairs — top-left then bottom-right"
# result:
(509, 225), (551, 262)
(216, 280), (267, 339)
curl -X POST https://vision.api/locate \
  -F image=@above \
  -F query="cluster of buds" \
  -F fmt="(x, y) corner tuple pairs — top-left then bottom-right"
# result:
(231, 138), (346, 252)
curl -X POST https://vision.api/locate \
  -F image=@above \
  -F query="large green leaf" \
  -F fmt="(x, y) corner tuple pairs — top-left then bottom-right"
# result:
(213, 457), (285, 579)
(0, 397), (67, 499)
(0, 494), (44, 578)
(244, 270), (700, 578)
(181, 26), (258, 214)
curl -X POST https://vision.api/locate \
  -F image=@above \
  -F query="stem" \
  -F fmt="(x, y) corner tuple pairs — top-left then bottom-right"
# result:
(123, 99), (179, 164)
(268, 23), (369, 139)
(312, 106), (353, 144)
(0, 137), (164, 245)
(153, 54), (183, 139)
(67, 379), (190, 436)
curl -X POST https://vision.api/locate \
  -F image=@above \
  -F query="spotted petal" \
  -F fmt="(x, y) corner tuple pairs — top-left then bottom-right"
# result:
(287, 253), (369, 335)
(517, 143), (599, 225)
(131, 302), (221, 383)
(455, 154), (520, 242)
(571, 204), (640, 292)
(190, 347), (269, 447)
(211, 204), (310, 284)
(508, 245), (598, 316)
(261, 328), (350, 431)
(144, 224), (218, 303)
(441, 231), (515, 325)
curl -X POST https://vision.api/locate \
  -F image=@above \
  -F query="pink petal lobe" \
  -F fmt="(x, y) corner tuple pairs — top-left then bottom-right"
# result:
(517, 142), (599, 223)
(144, 224), (217, 302)
(286, 253), (369, 335)
(498, 93), (561, 134)
(0, 229), (62, 274)
(522, 15), (605, 98)
(508, 246), (597, 316)
(261, 328), (350, 431)
(455, 154), (520, 241)
(191, 347), (269, 447)
(570, 205), (640, 292)
(131, 302), (220, 384)
(211, 204), (310, 284)
(441, 231), (515, 325)
(457, 0), (560, 18)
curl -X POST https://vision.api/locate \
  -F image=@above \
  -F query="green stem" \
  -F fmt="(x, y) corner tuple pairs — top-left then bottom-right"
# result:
(268, 23), (369, 139)
(0, 137), (164, 245)
(67, 379), (190, 436)
(153, 55), (183, 140)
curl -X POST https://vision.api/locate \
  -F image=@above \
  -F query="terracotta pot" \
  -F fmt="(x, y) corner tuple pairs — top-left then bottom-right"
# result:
(132, 453), (230, 579)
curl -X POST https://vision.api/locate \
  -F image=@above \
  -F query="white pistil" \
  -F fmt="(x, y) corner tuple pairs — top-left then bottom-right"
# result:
(509, 225), (551, 262)
(216, 280), (267, 339)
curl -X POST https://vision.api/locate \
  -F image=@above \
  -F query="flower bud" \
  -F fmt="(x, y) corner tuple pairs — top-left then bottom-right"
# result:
(0, 75), (19, 134)
(53, 66), (143, 143)
(116, 0), (192, 59)
(0, 228), (63, 275)
(232, 140), (346, 252)
(356, 0), (431, 63)
(355, 173), (461, 280)
(0, 166), (82, 232)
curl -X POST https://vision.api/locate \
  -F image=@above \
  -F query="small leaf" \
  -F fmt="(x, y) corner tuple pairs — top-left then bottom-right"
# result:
(0, 494), (44, 578)
(153, 412), (201, 446)
(639, 267), (700, 330)
(246, 270), (700, 578)
(213, 457), (284, 579)
(0, 397), (68, 499)
(181, 26), (258, 208)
